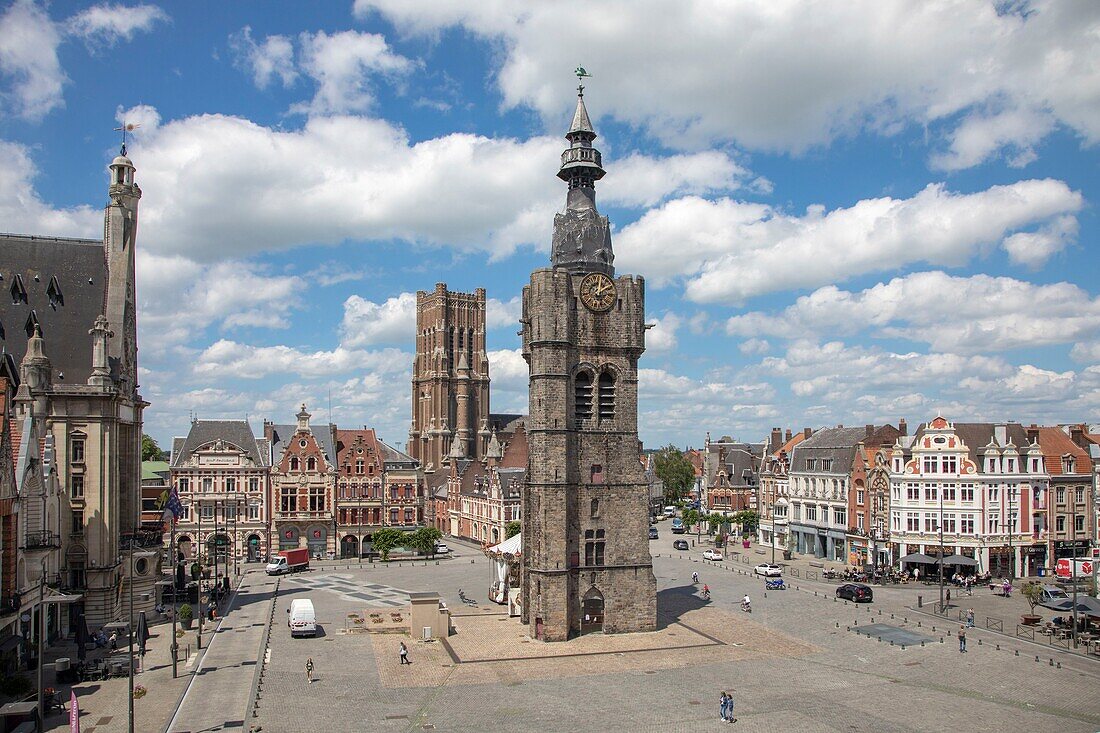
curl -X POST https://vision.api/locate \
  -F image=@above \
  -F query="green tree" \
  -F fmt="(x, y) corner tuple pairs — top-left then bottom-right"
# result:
(653, 445), (695, 504)
(408, 527), (443, 557)
(681, 508), (699, 531)
(370, 528), (405, 561)
(505, 521), (521, 539)
(142, 434), (167, 461)
(706, 512), (724, 534)
(734, 510), (760, 536)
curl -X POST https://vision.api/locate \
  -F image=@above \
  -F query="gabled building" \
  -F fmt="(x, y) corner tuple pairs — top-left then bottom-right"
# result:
(1035, 425), (1093, 563)
(170, 419), (271, 565)
(1, 146), (150, 634)
(789, 424), (900, 562)
(757, 428), (810, 551)
(701, 435), (763, 515)
(447, 420), (527, 545)
(267, 406), (337, 558)
(889, 418), (1048, 577)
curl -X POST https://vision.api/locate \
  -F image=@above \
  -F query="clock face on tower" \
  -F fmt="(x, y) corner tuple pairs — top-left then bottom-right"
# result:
(579, 272), (616, 312)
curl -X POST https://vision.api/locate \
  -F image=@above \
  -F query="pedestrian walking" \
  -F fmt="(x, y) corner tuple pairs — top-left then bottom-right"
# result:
(958, 625), (967, 653)
(399, 641), (410, 665)
(305, 657), (314, 683)
(719, 692), (728, 722)
(966, 608), (975, 628)
(726, 689), (736, 723)
(946, 589), (951, 608)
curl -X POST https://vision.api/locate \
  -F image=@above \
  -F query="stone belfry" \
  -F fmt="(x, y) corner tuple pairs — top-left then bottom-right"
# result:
(408, 283), (492, 470)
(520, 79), (657, 641)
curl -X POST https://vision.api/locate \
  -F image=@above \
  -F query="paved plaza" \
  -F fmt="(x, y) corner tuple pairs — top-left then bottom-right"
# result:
(283, 573), (411, 608)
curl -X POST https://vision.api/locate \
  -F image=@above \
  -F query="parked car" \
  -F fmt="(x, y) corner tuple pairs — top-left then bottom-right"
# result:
(433, 542), (450, 554)
(649, 526), (659, 540)
(753, 563), (782, 577)
(703, 549), (724, 561)
(1038, 585), (1070, 609)
(288, 598), (317, 637)
(663, 506), (677, 518)
(673, 539), (689, 551)
(836, 583), (874, 603)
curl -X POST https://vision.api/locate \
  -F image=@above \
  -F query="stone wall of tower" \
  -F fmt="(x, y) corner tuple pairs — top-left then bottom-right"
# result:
(409, 284), (491, 471)
(521, 268), (657, 641)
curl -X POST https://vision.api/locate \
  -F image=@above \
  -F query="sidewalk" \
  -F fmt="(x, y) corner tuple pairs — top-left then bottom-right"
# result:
(166, 571), (274, 732)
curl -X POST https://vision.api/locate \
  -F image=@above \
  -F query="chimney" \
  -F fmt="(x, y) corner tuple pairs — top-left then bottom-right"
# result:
(837, 424), (844, 429)
(994, 424), (1007, 446)
(771, 427), (782, 449)
(1026, 425), (1039, 444)
(803, 428), (812, 440)
(785, 429), (792, 442)
(899, 418), (907, 436)
(865, 424), (874, 439)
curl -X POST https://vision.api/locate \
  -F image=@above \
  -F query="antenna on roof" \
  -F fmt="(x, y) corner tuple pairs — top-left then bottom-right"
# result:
(113, 122), (140, 155)
(327, 389), (332, 424)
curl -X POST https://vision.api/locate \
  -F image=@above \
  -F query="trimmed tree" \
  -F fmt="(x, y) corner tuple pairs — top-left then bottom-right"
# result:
(370, 528), (405, 561)
(505, 521), (521, 539)
(142, 434), (167, 461)
(653, 445), (695, 504)
(408, 527), (443, 557)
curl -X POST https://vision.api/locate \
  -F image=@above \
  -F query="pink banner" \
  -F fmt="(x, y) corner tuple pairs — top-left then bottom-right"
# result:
(69, 690), (79, 733)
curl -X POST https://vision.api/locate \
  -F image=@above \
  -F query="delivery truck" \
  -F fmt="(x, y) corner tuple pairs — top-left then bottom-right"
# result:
(266, 547), (310, 575)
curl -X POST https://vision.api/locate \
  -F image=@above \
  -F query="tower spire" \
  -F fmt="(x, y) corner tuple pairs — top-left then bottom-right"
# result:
(551, 69), (614, 275)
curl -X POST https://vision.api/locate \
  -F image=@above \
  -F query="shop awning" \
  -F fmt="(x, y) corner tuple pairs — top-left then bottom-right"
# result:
(44, 593), (83, 604)
(486, 533), (521, 558)
(938, 554), (978, 567)
(899, 552), (937, 564)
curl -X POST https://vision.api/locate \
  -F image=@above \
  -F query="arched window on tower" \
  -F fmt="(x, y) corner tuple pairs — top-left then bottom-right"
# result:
(574, 371), (593, 422)
(307, 456), (317, 471)
(598, 371), (615, 421)
(289, 455), (299, 471)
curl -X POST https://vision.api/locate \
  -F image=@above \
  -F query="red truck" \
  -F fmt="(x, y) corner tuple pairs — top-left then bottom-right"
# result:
(266, 547), (310, 575)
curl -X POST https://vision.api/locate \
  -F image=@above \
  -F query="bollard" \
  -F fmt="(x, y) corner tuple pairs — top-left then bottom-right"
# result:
(890, 640), (894, 646)
(1057, 661), (1061, 669)
(836, 622), (839, 628)
(996, 644), (1000, 651)
(877, 636), (881, 642)
(1036, 655), (1040, 662)
(1015, 649), (1019, 656)
(918, 594), (923, 608)
(917, 621), (921, 627)
(1049, 658), (1054, 666)
(940, 637), (944, 643)
(978, 638), (982, 646)
(932, 626), (936, 632)
(846, 626), (850, 631)
(921, 641), (925, 647)
(891, 613), (895, 619)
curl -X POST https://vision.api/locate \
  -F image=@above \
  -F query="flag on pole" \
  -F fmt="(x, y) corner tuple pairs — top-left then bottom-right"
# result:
(162, 486), (183, 529)
(70, 689), (80, 732)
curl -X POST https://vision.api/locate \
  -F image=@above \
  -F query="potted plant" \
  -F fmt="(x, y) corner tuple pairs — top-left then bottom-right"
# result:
(133, 683), (147, 699)
(179, 603), (194, 630)
(1020, 582), (1043, 625)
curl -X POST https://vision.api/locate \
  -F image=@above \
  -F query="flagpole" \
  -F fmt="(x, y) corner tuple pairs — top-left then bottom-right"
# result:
(171, 520), (178, 678)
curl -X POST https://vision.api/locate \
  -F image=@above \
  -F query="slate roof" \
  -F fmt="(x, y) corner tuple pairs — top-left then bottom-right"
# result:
(269, 423), (336, 467)
(705, 442), (762, 488)
(791, 425), (898, 473)
(170, 420), (270, 467)
(378, 439), (418, 468)
(0, 234), (108, 385)
(906, 422), (1034, 475)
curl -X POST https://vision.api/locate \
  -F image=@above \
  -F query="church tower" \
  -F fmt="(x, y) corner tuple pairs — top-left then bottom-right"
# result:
(520, 82), (657, 641)
(409, 284), (491, 471)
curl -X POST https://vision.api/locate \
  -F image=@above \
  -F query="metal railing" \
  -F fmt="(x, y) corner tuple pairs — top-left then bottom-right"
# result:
(23, 530), (60, 549)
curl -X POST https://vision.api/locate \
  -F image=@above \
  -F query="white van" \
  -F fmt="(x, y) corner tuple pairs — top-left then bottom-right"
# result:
(288, 599), (317, 637)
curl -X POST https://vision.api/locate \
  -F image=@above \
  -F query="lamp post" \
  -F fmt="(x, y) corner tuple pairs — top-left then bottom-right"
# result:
(938, 488), (945, 613)
(127, 525), (135, 733)
(1071, 493), (1079, 647)
(196, 498), (203, 649)
(170, 519), (178, 678)
(35, 558), (45, 731)
(232, 498), (239, 577)
(1008, 487), (1017, 582)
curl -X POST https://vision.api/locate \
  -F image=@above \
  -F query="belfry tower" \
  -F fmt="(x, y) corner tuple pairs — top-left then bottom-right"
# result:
(520, 81), (657, 641)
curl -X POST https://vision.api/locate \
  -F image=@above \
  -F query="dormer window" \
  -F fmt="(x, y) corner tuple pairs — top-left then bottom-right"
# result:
(24, 311), (39, 338)
(289, 456), (299, 471)
(46, 276), (63, 308)
(10, 274), (27, 305)
(307, 456), (317, 471)
(1063, 456), (1076, 474)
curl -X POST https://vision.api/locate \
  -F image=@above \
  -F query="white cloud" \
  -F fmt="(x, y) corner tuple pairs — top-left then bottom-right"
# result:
(930, 107), (1056, 172)
(339, 292), (416, 347)
(121, 108), (744, 263)
(136, 252), (304, 352)
(357, 0), (1100, 168)
(615, 179), (1083, 302)
(192, 339), (409, 380)
(1002, 215), (1078, 269)
(291, 30), (412, 116)
(645, 313), (680, 354)
(115, 103), (161, 133)
(66, 3), (168, 50)
(0, 140), (100, 234)
(602, 152), (750, 208)
(1070, 342), (1100, 366)
(486, 296), (521, 330)
(229, 26), (297, 89)
(726, 271), (1100, 355)
(0, 0), (65, 119)
(738, 338), (770, 355)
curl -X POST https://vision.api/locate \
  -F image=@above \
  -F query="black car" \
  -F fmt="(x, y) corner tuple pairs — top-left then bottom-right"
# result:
(649, 526), (659, 540)
(673, 539), (689, 550)
(836, 583), (873, 603)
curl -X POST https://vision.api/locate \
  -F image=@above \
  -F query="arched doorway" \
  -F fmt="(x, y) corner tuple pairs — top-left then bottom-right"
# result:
(279, 527), (300, 551)
(306, 526), (327, 558)
(246, 534), (262, 562)
(341, 535), (359, 559)
(206, 533), (230, 563)
(581, 587), (604, 634)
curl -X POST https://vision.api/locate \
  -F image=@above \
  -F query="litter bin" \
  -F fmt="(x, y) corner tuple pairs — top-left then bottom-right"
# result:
(1038, 567), (1046, 577)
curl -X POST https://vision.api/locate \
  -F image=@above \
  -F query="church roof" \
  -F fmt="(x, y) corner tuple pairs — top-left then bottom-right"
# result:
(569, 92), (594, 135)
(0, 234), (108, 385)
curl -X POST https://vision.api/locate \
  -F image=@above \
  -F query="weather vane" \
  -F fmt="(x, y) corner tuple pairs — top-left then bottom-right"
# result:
(112, 122), (140, 155)
(575, 65), (591, 96)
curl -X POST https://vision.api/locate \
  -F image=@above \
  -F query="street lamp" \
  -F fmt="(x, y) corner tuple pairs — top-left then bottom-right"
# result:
(939, 488), (945, 613)
(1007, 487), (1017, 583)
(196, 497), (203, 649)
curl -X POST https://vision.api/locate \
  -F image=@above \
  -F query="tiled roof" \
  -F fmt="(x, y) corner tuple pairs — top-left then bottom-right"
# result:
(1036, 427), (1091, 476)
(269, 422), (337, 467)
(0, 234), (109, 385)
(171, 420), (269, 467)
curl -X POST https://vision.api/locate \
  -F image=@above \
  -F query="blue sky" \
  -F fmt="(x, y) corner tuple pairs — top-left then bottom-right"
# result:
(2, 0), (1098, 452)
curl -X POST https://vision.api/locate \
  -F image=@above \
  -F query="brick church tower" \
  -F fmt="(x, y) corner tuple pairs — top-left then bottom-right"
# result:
(408, 284), (492, 471)
(520, 82), (657, 641)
